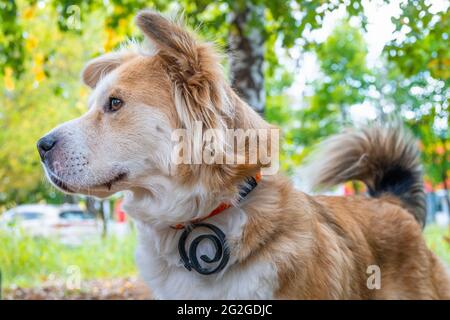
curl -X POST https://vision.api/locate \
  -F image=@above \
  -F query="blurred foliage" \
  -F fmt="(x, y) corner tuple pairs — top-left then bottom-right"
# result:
(0, 0), (25, 76)
(1, 1), (105, 209)
(272, 3), (449, 188)
(0, 0), (367, 207)
(385, 0), (449, 82)
(384, 0), (449, 189)
(0, 0), (448, 208)
(0, 0), (369, 78)
(312, 21), (369, 120)
(269, 20), (373, 173)
(378, 66), (449, 188)
(303, 21), (370, 142)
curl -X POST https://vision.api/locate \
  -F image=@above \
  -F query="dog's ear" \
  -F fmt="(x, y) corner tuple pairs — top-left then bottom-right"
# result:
(135, 10), (197, 69)
(82, 52), (135, 88)
(135, 10), (233, 131)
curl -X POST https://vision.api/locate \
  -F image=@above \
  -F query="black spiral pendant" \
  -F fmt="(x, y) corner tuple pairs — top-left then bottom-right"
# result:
(178, 223), (230, 275)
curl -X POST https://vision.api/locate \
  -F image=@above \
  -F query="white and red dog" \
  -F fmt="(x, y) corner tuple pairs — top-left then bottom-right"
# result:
(38, 10), (449, 299)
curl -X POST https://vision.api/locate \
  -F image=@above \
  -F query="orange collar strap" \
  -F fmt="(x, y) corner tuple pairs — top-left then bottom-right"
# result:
(171, 172), (262, 230)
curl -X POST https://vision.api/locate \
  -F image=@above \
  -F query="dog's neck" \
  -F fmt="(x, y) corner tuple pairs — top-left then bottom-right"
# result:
(122, 173), (252, 282)
(122, 174), (239, 230)
(131, 197), (251, 298)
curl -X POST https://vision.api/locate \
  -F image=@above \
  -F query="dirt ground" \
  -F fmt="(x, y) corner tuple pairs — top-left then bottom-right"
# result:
(3, 277), (153, 300)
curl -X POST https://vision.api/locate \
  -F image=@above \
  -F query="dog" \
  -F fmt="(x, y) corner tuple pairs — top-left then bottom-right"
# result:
(37, 10), (450, 299)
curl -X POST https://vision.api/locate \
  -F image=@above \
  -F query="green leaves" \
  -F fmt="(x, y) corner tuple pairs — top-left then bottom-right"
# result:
(301, 21), (371, 140)
(0, 0), (447, 206)
(386, 0), (449, 82)
(0, 0), (25, 77)
(382, 0), (448, 188)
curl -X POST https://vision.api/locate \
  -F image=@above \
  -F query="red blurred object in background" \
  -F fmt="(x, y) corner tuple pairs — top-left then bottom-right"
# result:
(115, 199), (126, 223)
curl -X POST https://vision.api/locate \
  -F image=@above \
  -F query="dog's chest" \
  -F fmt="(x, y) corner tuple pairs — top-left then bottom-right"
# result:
(134, 213), (278, 299)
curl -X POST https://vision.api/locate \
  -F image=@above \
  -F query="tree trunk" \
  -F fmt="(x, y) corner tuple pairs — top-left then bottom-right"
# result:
(86, 197), (96, 216)
(339, 104), (349, 124)
(86, 197), (108, 237)
(63, 194), (77, 204)
(99, 200), (109, 238)
(228, 3), (265, 116)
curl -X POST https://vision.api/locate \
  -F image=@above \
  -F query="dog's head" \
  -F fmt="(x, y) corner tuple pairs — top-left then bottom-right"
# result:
(38, 10), (273, 200)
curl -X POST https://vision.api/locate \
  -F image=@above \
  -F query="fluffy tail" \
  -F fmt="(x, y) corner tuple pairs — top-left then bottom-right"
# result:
(305, 123), (426, 227)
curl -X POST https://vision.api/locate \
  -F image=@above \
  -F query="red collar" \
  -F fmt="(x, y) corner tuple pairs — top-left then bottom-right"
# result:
(171, 172), (261, 230)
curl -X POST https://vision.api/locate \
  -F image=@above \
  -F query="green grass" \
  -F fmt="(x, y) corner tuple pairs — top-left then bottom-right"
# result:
(0, 229), (137, 288)
(424, 224), (450, 266)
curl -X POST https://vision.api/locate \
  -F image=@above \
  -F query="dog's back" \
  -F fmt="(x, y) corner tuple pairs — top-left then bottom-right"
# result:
(302, 124), (450, 299)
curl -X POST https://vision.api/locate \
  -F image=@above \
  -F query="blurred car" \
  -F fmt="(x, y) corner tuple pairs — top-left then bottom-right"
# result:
(426, 190), (450, 226)
(0, 204), (99, 241)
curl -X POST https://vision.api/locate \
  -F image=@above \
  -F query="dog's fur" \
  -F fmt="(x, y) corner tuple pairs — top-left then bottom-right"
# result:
(39, 10), (450, 299)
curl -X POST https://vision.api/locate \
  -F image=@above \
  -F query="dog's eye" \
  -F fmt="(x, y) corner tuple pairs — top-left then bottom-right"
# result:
(107, 97), (123, 112)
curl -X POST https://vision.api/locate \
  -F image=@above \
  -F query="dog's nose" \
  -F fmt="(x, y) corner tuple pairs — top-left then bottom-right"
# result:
(37, 135), (57, 161)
